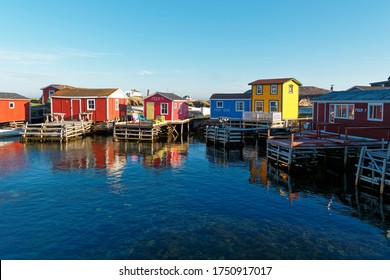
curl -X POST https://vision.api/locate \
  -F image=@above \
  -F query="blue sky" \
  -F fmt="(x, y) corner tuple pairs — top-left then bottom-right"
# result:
(1, 0), (389, 99)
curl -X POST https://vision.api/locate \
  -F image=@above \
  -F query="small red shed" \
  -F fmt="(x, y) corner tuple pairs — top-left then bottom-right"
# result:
(312, 88), (390, 140)
(51, 88), (128, 122)
(40, 84), (74, 104)
(0, 92), (30, 123)
(143, 92), (189, 121)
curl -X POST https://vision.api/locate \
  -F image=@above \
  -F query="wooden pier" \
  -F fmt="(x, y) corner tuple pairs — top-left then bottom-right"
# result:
(267, 131), (387, 171)
(355, 145), (390, 193)
(21, 121), (93, 142)
(113, 119), (190, 142)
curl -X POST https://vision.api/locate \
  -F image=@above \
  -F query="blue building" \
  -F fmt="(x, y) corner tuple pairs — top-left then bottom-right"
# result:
(209, 91), (252, 120)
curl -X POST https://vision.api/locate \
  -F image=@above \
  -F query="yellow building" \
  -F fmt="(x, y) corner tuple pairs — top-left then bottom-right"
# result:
(249, 78), (302, 120)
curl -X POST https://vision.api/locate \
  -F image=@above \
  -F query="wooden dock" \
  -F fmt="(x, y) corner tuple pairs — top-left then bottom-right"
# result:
(20, 121), (93, 142)
(267, 131), (387, 171)
(355, 145), (390, 193)
(113, 119), (190, 142)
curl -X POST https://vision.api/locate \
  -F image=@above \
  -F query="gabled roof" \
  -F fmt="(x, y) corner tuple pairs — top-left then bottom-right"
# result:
(0, 92), (29, 100)
(52, 88), (120, 97)
(40, 84), (75, 90)
(210, 92), (252, 100)
(146, 92), (185, 101)
(248, 78), (302, 86)
(347, 86), (387, 91)
(313, 89), (390, 102)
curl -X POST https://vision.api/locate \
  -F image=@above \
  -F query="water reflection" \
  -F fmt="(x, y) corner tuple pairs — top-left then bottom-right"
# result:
(207, 144), (390, 249)
(0, 137), (27, 177)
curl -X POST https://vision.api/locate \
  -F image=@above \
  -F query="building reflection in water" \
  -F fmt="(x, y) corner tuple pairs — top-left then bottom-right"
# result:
(0, 138), (27, 177)
(207, 144), (390, 241)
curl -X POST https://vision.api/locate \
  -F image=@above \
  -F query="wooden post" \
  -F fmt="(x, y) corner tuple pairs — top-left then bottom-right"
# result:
(344, 146), (348, 169)
(380, 158), (386, 194)
(355, 146), (366, 187)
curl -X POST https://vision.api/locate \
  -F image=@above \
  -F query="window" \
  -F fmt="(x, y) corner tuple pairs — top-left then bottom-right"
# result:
(49, 90), (55, 95)
(87, 99), (95, 110)
(179, 104), (182, 114)
(9, 102), (15, 109)
(256, 85), (263, 95)
(161, 103), (168, 115)
(329, 104), (335, 123)
(289, 85), (293, 93)
(368, 103), (383, 121)
(115, 99), (119, 111)
(255, 100), (264, 112)
(334, 104), (354, 119)
(269, 100), (278, 112)
(271, 85), (278, 94)
(236, 101), (244, 111)
(216, 101), (223, 108)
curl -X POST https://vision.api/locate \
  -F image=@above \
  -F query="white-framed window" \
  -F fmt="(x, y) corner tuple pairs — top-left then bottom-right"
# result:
(9, 102), (15, 109)
(87, 99), (96, 110)
(48, 90), (55, 95)
(255, 100), (264, 112)
(329, 104), (335, 123)
(161, 103), (168, 115)
(334, 104), (354, 119)
(269, 100), (278, 112)
(256, 85), (263, 95)
(289, 85), (293, 93)
(368, 103), (383, 121)
(271, 85), (278, 94)
(236, 101), (244, 111)
(115, 99), (119, 111)
(216, 101), (223, 108)
(179, 103), (182, 114)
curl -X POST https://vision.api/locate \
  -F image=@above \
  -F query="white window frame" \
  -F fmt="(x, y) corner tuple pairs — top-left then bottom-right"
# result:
(289, 85), (293, 93)
(87, 99), (96, 110)
(334, 104), (354, 119)
(368, 103), (383, 121)
(269, 100), (278, 112)
(161, 103), (168, 115)
(236, 101), (244, 111)
(9, 102), (15, 109)
(271, 85), (278, 94)
(115, 99), (119, 111)
(254, 100), (264, 112)
(216, 101), (223, 108)
(256, 85), (263, 95)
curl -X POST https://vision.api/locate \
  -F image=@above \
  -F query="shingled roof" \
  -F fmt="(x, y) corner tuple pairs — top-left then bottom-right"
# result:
(210, 92), (252, 100)
(313, 89), (390, 102)
(0, 92), (29, 99)
(52, 88), (120, 97)
(248, 78), (302, 86)
(150, 92), (185, 101)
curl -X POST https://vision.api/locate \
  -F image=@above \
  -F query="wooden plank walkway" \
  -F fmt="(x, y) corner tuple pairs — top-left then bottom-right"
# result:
(267, 131), (387, 171)
(20, 121), (93, 142)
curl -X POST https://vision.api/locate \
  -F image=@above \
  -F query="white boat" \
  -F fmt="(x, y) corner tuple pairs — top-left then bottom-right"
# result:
(0, 128), (23, 138)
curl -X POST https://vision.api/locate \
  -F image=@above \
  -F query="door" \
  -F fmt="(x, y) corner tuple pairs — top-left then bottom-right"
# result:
(71, 99), (81, 120)
(146, 102), (154, 120)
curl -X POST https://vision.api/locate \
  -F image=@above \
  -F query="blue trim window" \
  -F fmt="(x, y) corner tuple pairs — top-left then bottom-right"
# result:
(368, 103), (383, 121)
(269, 100), (278, 112)
(216, 101), (223, 108)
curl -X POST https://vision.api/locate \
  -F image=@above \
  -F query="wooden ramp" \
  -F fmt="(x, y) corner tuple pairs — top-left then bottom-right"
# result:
(21, 121), (93, 142)
(355, 145), (390, 193)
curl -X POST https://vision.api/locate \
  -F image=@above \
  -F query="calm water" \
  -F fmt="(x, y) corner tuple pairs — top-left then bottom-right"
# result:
(0, 136), (389, 260)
